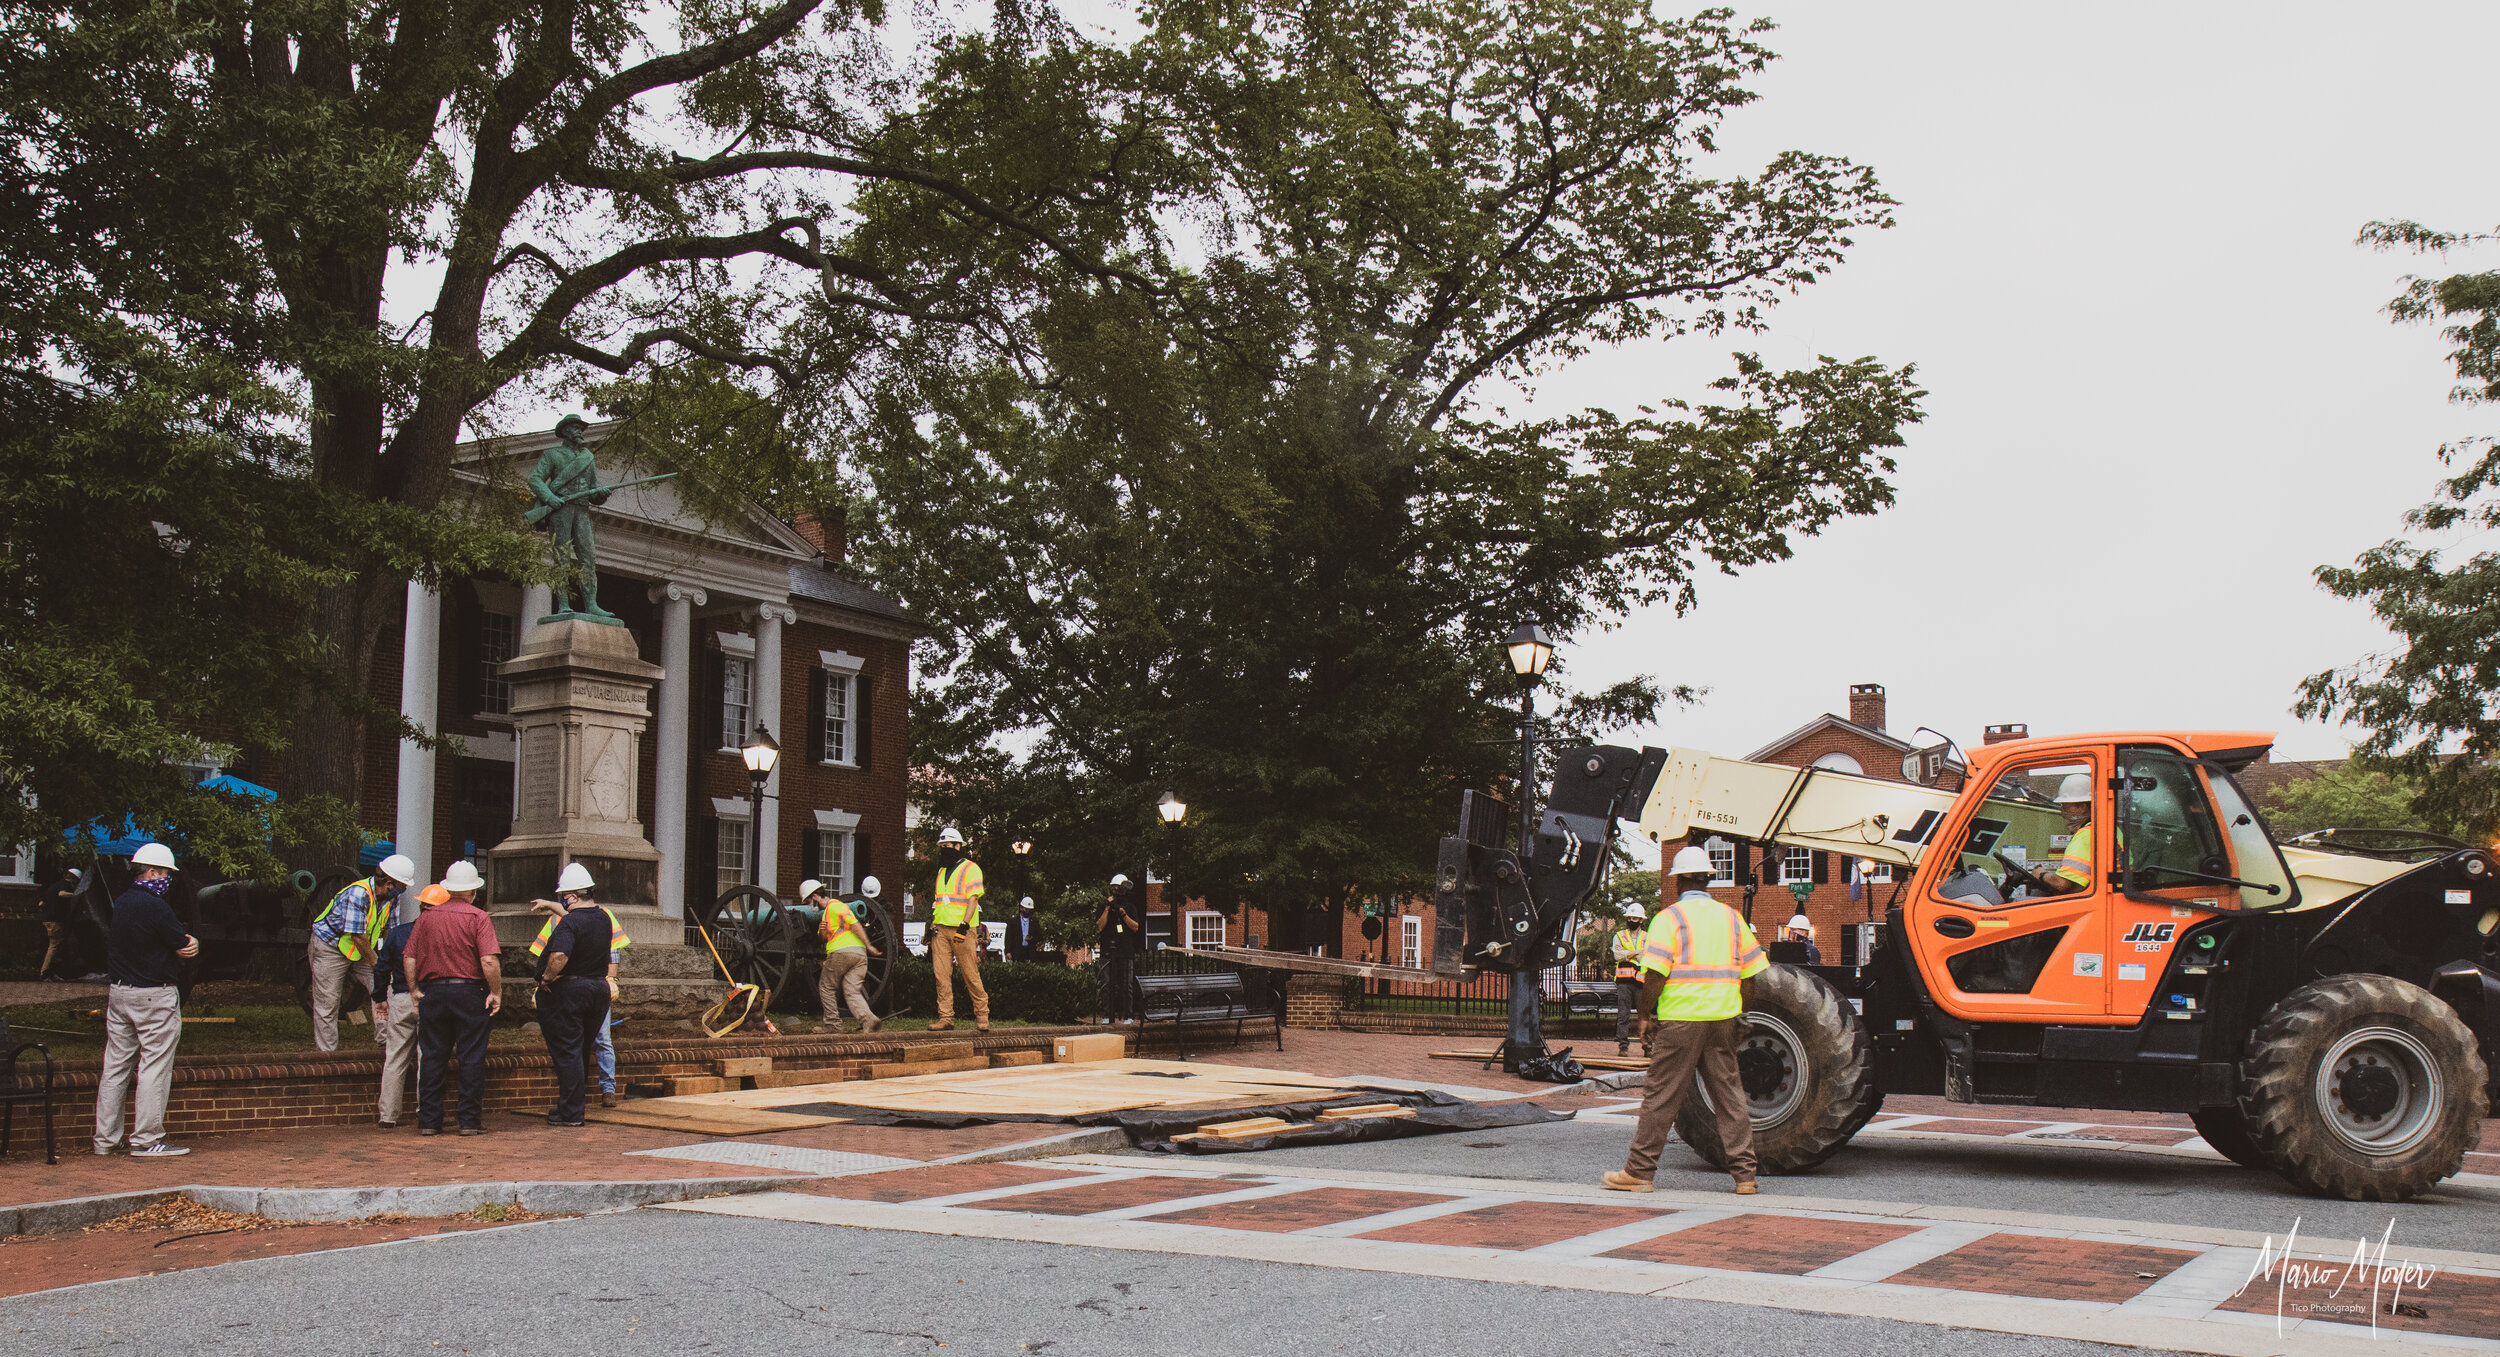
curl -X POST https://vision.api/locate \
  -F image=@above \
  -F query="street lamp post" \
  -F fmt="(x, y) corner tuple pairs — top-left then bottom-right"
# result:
(1156, 791), (1186, 948)
(741, 724), (780, 889)
(1503, 622), (1555, 1071)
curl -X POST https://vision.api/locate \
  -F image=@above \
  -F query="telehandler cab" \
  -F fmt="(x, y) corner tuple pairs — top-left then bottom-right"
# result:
(1186, 730), (2498, 1201)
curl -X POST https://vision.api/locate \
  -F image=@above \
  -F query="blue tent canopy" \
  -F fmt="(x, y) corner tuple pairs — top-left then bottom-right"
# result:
(63, 773), (282, 857)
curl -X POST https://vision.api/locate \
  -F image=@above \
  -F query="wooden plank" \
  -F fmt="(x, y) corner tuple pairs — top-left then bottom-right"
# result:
(1318, 1106), (1417, 1123)
(1206, 1121), (1318, 1140)
(712, 1056), (774, 1078)
(908, 1041), (976, 1063)
(989, 1051), (1048, 1068)
(1196, 1116), (1292, 1135)
(866, 1055), (993, 1080)
(750, 1067), (851, 1090)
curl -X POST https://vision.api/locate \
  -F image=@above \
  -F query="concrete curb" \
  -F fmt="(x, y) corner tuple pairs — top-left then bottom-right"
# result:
(0, 1175), (797, 1235)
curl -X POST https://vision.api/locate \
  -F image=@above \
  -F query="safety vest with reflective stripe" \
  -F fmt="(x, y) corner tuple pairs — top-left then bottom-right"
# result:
(529, 907), (631, 961)
(314, 878), (393, 963)
(1611, 923), (1647, 981)
(2056, 824), (2096, 887)
(932, 860), (984, 927)
(821, 899), (867, 953)
(1637, 890), (1766, 1021)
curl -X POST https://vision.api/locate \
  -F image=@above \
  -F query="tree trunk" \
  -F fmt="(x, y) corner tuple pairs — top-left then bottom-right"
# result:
(274, 574), (386, 871)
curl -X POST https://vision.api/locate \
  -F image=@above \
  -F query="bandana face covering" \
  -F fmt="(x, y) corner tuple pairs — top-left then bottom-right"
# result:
(138, 875), (173, 896)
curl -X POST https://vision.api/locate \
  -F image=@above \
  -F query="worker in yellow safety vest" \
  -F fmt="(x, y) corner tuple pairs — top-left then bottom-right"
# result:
(307, 853), (417, 1053)
(1609, 902), (1648, 1055)
(2034, 773), (2099, 896)
(926, 826), (989, 1031)
(1604, 843), (1767, 1196)
(806, 876), (883, 1033)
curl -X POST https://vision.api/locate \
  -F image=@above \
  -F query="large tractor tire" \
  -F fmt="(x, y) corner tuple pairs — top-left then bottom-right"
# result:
(2240, 974), (2488, 1202)
(1676, 963), (1877, 1174)
(2188, 1104), (2268, 1170)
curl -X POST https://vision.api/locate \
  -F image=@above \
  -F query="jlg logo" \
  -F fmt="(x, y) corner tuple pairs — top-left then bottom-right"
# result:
(2123, 921), (2176, 953)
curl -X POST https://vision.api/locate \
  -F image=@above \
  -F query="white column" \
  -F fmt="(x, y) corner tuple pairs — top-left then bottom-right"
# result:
(650, 581), (705, 921)
(521, 583), (553, 639)
(393, 580), (440, 922)
(752, 603), (796, 894)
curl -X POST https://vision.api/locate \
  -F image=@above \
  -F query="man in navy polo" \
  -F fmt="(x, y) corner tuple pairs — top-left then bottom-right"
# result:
(532, 863), (614, 1127)
(96, 843), (199, 1157)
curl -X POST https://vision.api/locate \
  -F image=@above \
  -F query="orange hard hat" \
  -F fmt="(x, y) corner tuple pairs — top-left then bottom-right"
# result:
(417, 884), (452, 906)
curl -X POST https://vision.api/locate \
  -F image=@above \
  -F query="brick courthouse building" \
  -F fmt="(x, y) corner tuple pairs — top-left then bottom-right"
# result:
(365, 418), (917, 936)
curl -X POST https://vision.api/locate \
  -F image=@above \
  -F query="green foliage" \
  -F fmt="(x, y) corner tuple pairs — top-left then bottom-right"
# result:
(2260, 761), (2444, 839)
(862, 1), (1919, 935)
(883, 955), (1101, 1023)
(1586, 870), (1663, 921)
(2299, 222), (2500, 835)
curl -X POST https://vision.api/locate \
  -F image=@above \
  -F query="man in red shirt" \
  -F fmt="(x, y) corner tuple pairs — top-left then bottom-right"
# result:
(407, 860), (503, 1136)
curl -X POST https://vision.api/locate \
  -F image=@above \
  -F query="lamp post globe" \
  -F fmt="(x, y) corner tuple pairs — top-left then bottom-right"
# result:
(1504, 622), (1555, 687)
(1011, 838), (1033, 856)
(1156, 791), (1187, 824)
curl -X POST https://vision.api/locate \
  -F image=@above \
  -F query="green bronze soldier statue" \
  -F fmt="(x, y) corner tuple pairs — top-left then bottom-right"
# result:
(524, 414), (671, 624)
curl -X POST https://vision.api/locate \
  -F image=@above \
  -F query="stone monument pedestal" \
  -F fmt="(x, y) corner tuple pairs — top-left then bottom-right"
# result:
(484, 618), (668, 948)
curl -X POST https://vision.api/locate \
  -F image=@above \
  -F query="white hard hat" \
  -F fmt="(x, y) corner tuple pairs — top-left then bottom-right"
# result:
(2055, 773), (2093, 804)
(1621, 902), (1646, 920)
(556, 861), (595, 893)
(937, 826), (965, 845)
(1019, 896), (1035, 909)
(1668, 845), (1714, 877)
(1787, 913), (1812, 931)
(441, 860), (486, 893)
(858, 875), (881, 898)
(798, 878), (826, 900)
(1110, 873), (1131, 887)
(130, 842), (177, 871)
(377, 853), (417, 887)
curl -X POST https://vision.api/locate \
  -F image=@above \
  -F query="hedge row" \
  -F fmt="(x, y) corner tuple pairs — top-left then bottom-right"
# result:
(875, 956), (1103, 1024)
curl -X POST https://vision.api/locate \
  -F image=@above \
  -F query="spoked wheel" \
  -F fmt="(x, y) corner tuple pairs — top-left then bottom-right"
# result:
(695, 885), (801, 997)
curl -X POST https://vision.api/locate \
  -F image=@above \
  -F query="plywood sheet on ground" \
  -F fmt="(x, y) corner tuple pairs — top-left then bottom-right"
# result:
(656, 1057), (1353, 1118)
(583, 1102), (849, 1136)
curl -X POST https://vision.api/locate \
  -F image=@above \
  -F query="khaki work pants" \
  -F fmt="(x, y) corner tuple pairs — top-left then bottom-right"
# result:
(377, 991), (420, 1123)
(1624, 1015), (1757, 1183)
(306, 936), (374, 1053)
(95, 984), (182, 1152)
(818, 948), (876, 1029)
(929, 925), (988, 1025)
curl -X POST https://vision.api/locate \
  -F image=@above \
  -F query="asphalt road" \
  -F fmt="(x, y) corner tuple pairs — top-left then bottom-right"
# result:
(0, 1209), (2161, 1357)
(1252, 1116), (2500, 1252)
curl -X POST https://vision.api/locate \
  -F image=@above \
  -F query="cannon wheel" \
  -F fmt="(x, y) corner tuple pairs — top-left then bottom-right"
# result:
(694, 884), (802, 998)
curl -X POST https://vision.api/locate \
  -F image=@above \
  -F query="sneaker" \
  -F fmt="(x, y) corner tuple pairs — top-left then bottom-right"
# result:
(544, 1117), (586, 1128)
(130, 1144), (191, 1158)
(862, 1017), (880, 1033)
(459, 1127), (485, 1136)
(377, 1121), (399, 1129)
(419, 1127), (441, 1137)
(1599, 1170), (1652, 1193)
(93, 1145), (122, 1157)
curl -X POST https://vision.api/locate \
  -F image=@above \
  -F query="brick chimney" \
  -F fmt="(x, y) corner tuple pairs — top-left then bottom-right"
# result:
(1849, 683), (1887, 732)
(1983, 723), (2028, 744)
(790, 506), (847, 565)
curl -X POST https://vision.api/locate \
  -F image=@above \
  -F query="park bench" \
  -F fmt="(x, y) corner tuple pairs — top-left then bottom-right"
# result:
(1133, 971), (1284, 1061)
(1562, 977), (1625, 1019)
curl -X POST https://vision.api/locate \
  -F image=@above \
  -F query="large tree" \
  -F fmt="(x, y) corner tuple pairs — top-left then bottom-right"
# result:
(2299, 220), (2500, 836)
(854, 0), (1922, 944)
(0, 0), (1158, 848)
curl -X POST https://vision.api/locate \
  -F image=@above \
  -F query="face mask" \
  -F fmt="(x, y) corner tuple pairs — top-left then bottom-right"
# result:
(938, 847), (963, 868)
(138, 875), (173, 896)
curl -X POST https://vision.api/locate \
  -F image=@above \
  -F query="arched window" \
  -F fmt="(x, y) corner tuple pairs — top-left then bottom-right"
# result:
(1810, 751), (1864, 775)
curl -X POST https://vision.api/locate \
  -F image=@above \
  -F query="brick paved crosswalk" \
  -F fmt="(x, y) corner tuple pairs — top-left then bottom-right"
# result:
(664, 1156), (2500, 1354)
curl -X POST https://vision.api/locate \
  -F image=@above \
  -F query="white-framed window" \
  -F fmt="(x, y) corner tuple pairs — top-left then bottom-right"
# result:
(477, 610), (516, 715)
(1857, 859), (1893, 884)
(822, 670), (856, 765)
(1400, 915), (1423, 968)
(0, 843), (34, 885)
(1782, 846), (1814, 885)
(1185, 911), (1227, 950)
(715, 817), (750, 898)
(816, 829), (853, 896)
(720, 656), (753, 749)
(1705, 837), (1735, 887)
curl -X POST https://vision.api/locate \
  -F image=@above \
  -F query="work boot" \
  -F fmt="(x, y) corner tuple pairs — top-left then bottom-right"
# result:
(1600, 1170), (1653, 1193)
(1616, 1041), (1629, 1055)
(929, 1020), (955, 1032)
(1733, 1179), (1758, 1195)
(601, 1092), (619, 1108)
(976, 1023), (991, 1033)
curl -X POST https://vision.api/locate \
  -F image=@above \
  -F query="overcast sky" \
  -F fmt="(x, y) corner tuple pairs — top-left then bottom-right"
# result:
(1508, 1), (2500, 764)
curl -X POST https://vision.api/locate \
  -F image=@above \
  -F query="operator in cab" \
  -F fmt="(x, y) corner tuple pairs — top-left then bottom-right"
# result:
(2030, 775), (2096, 896)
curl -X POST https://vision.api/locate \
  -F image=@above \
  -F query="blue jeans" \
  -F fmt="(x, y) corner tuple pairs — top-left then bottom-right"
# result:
(595, 1012), (615, 1093)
